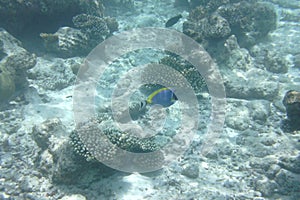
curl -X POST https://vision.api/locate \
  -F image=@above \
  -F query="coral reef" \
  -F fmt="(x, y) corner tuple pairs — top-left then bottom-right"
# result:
(158, 55), (206, 94)
(70, 118), (159, 162)
(0, 29), (36, 103)
(283, 90), (300, 130)
(183, 1), (277, 48)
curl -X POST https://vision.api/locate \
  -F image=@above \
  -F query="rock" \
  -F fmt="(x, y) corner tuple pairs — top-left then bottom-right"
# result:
(31, 118), (114, 184)
(266, 164), (281, 179)
(0, 29), (37, 103)
(41, 13), (118, 58)
(51, 141), (85, 184)
(264, 50), (289, 73)
(174, 0), (190, 7)
(19, 176), (40, 193)
(102, 0), (135, 10)
(282, 90), (300, 129)
(224, 69), (279, 100)
(255, 178), (278, 197)
(249, 157), (278, 175)
(260, 135), (277, 146)
(31, 118), (65, 150)
(218, 1), (277, 48)
(105, 17), (119, 34)
(226, 102), (250, 131)
(4, 50), (37, 90)
(248, 100), (271, 124)
(184, 1), (277, 48)
(275, 169), (300, 195)
(278, 155), (300, 174)
(267, 0), (300, 9)
(40, 27), (89, 58)
(38, 150), (54, 175)
(50, 140), (114, 184)
(0, 39), (5, 59)
(27, 57), (76, 90)
(0, 64), (15, 103)
(280, 8), (300, 22)
(294, 54), (300, 69)
(223, 35), (254, 70)
(183, 13), (231, 42)
(59, 194), (87, 200)
(181, 163), (199, 178)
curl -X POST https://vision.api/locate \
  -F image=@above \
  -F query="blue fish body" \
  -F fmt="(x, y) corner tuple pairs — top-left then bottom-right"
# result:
(146, 87), (178, 107)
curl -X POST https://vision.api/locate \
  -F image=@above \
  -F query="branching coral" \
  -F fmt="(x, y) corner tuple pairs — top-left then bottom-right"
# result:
(72, 14), (110, 41)
(159, 55), (207, 94)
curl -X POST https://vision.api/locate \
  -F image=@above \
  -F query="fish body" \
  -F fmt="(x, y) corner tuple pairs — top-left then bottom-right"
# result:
(141, 87), (178, 108)
(165, 14), (182, 27)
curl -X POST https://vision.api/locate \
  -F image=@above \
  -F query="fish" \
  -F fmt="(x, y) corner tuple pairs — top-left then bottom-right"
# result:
(141, 87), (178, 109)
(165, 14), (182, 27)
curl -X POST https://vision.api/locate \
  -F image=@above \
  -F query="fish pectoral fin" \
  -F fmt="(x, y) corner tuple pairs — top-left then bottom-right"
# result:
(140, 101), (148, 110)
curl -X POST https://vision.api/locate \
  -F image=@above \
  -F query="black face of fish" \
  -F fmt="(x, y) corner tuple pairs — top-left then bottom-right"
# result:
(165, 14), (182, 27)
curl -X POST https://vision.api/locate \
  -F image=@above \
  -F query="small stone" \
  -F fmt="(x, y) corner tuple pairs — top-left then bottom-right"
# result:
(181, 163), (199, 178)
